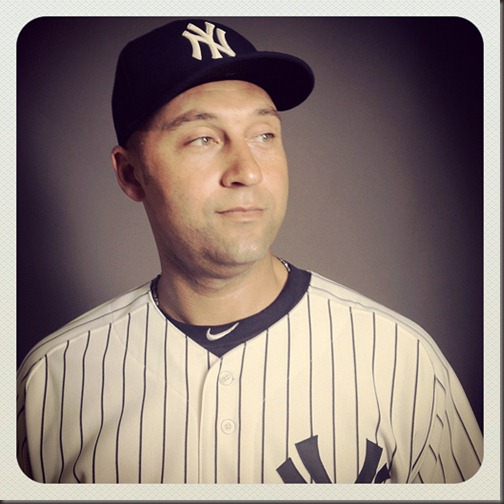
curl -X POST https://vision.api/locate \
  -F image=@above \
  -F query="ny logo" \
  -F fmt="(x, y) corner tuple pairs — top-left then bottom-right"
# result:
(182, 22), (237, 61)
(277, 436), (391, 484)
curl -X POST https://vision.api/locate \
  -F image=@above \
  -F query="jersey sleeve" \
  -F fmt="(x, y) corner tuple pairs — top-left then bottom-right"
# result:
(413, 351), (483, 483)
(16, 364), (34, 480)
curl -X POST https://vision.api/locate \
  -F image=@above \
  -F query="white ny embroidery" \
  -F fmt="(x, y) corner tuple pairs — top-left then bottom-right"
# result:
(182, 22), (237, 61)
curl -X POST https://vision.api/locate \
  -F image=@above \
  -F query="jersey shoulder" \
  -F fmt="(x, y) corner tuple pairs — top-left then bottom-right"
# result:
(308, 269), (418, 323)
(307, 270), (450, 370)
(17, 281), (153, 381)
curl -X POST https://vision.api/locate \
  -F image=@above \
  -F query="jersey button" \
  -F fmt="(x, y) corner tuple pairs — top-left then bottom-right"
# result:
(219, 371), (234, 385)
(221, 419), (236, 434)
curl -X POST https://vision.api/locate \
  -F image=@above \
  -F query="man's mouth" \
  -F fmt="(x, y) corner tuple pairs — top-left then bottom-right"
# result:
(217, 207), (265, 220)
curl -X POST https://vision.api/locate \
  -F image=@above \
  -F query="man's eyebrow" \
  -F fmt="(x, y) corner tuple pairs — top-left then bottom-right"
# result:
(157, 107), (281, 132)
(257, 107), (281, 121)
(158, 111), (218, 132)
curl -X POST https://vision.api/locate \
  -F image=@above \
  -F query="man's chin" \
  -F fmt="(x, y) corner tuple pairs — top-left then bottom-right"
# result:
(202, 246), (273, 276)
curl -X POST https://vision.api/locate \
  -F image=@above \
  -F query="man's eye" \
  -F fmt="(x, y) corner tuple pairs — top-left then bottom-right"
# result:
(189, 136), (214, 146)
(257, 132), (276, 142)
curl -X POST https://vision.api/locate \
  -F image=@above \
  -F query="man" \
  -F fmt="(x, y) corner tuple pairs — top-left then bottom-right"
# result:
(16, 18), (482, 484)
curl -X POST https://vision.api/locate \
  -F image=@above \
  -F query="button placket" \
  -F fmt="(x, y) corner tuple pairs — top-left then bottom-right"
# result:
(199, 353), (243, 483)
(217, 369), (237, 432)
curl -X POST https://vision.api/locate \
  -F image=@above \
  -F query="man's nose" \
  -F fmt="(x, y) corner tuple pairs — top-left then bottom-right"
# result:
(220, 140), (263, 187)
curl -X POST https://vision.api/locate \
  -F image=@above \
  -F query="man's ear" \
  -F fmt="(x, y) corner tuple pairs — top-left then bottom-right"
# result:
(111, 146), (146, 202)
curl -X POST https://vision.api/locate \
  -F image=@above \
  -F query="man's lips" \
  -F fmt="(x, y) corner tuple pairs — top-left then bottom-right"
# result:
(218, 206), (264, 213)
(217, 207), (265, 220)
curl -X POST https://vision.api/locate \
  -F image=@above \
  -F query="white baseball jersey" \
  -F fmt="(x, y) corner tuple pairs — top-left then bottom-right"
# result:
(17, 263), (482, 484)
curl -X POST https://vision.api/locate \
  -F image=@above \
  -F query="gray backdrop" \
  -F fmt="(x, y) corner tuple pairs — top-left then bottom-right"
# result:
(17, 17), (483, 429)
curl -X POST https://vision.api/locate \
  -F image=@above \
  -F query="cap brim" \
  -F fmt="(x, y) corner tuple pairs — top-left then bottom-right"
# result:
(182, 51), (315, 111)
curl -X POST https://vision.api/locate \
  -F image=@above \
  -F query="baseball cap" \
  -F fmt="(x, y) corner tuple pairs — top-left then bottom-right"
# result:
(112, 18), (315, 146)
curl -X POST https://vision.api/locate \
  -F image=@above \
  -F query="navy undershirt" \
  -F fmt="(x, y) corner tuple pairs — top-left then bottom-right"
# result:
(151, 262), (311, 357)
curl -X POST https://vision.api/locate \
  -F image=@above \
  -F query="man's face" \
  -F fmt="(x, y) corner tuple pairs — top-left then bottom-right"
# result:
(130, 80), (289, 277)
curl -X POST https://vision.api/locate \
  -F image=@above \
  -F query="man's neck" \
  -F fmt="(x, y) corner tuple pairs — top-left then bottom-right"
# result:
(155, 254), (289, 326)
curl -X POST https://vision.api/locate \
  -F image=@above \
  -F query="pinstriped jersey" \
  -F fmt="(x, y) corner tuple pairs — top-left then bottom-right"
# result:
(16, 264), (483, 484)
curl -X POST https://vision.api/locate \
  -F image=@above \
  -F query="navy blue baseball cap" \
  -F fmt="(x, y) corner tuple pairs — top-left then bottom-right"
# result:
(112, 18), (315, 146)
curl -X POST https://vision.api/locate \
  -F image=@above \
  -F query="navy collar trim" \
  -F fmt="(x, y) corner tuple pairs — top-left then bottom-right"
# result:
(151, 262), (311, 357)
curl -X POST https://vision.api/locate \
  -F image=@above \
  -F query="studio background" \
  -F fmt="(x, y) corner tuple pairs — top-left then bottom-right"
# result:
(17, 16), (483, 430)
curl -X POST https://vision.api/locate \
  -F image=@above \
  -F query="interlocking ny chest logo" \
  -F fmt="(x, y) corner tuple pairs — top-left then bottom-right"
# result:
(182, 22), (237, 61)
(277, 436), (391, 484)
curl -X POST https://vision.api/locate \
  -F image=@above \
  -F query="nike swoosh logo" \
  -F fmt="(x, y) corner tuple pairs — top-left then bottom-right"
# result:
(206, 322), (240, 341)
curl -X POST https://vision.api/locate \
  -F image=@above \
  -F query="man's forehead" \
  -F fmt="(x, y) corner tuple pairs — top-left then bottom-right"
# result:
(170, 79), (275, 105)
(153, 80), (280, 127)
